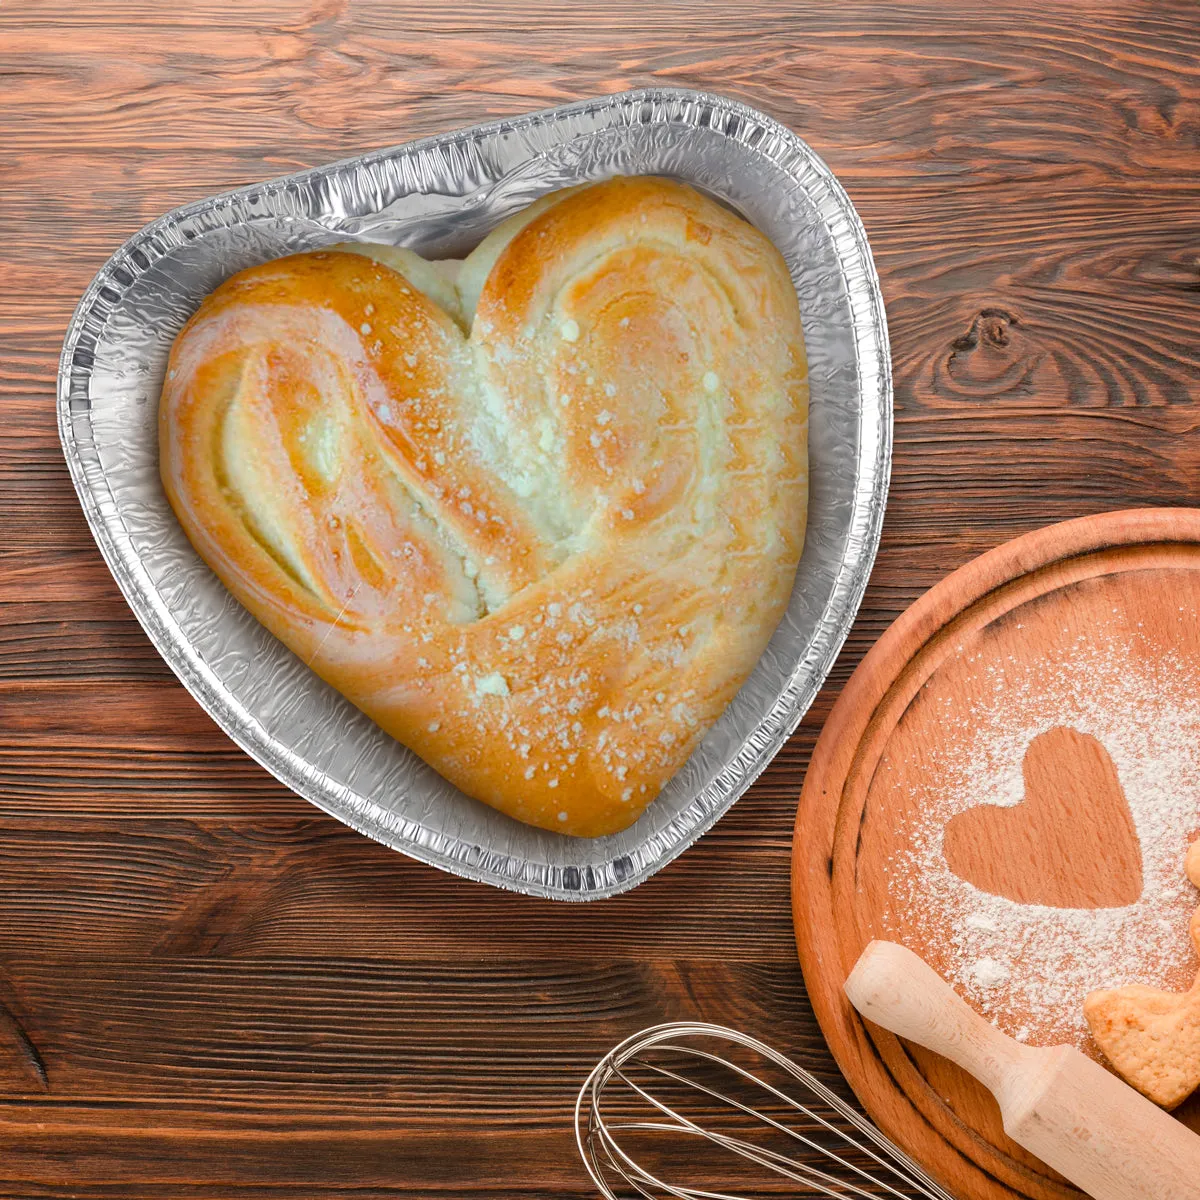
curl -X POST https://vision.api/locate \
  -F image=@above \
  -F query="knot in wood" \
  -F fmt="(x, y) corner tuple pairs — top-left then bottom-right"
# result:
(944, 306), (1030, 397)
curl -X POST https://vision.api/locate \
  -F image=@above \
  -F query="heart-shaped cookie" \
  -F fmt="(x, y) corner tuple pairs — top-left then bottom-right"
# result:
(158, 177), (809, 836)
(1085, 839), (1200, 1108)
(943, 726), (1143, 908)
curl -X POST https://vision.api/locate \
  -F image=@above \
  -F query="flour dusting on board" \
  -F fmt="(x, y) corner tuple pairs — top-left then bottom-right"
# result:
(886, 633), (1200, 1046)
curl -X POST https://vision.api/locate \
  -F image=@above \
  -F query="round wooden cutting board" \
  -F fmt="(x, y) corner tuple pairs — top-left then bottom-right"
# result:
(792, 509), (1200, 1200)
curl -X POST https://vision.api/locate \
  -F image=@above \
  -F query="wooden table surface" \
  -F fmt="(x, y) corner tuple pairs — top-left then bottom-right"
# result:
(2, 3), (1199, 1197)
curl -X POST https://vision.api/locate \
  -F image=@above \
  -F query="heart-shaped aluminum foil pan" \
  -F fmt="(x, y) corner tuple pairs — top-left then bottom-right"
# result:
(58, 88), (891, 899)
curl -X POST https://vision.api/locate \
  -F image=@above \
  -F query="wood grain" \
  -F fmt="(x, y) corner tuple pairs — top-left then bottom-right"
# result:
(3, 2), (1200, 1196)
(794, 510), (1200, 1200)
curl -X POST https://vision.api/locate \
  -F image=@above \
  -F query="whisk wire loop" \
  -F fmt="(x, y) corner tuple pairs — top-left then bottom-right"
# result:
(576, 1022), (956, 1200)
(636, 1047), (931, 1199)
(609, 1059), (896, 1200)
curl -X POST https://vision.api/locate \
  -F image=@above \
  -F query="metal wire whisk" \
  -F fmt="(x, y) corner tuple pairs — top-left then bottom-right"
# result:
(575, 1022), (957, 1200)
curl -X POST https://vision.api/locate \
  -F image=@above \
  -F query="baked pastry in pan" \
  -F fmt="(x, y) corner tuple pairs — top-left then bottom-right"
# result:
(159, 176), (808, 836)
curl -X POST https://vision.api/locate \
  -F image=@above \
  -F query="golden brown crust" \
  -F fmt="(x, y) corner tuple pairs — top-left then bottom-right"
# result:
(159, 176), (809, 836)
(1084, 980), (1200, 1109)
(1084, 838), (1200, 1108)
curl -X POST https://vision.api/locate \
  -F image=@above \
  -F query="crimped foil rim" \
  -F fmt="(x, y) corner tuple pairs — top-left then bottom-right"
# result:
(58, 88), (891, 899)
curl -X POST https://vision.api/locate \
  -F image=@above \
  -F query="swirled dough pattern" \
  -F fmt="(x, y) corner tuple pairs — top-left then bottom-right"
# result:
(159, 176), (808, 836)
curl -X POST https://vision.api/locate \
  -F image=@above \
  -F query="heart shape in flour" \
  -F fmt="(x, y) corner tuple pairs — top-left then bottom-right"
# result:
(158, 177), (809, 838)
(943, 726), (1143, 908)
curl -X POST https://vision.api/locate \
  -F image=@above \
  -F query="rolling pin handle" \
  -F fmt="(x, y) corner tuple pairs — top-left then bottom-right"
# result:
(844, 940), (1030, 1095)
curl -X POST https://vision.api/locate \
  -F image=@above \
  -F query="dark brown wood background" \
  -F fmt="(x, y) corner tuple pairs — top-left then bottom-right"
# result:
(2, 3), (1199, 1197)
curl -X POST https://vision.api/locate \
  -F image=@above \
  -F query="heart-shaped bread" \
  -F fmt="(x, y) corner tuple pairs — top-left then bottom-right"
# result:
(159, 176), (808, 836)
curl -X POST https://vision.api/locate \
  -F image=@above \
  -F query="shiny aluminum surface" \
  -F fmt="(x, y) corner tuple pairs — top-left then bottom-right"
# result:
(58, 89), (891, 899)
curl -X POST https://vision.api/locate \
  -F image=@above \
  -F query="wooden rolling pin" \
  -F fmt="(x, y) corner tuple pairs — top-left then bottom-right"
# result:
(845, 941), (1200, 1200)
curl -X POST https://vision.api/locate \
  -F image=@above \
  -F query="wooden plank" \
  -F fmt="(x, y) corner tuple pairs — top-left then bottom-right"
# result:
(3, 2), (1200, 1195)
(0, 955), (829, 1102)
(0, 816), (798, 961)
